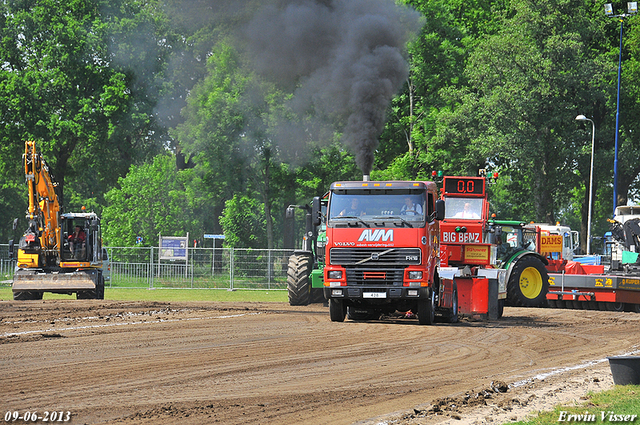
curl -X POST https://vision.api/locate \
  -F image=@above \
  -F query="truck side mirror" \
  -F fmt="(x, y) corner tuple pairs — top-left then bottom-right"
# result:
(285, 206), (295, 219)
(435, 199), (445, 221)
(8, 239), (14, 260)
(312, 196), (322, 227)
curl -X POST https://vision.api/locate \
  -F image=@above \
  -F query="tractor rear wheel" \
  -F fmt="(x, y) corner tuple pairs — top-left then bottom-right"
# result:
(506, 256), (549, 307)
(287, 253), (312, 306)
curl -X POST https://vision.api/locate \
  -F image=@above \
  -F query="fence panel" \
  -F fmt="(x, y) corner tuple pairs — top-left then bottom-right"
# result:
(106, 246), (152, 288)
(228, 248), (292, 290)
(0, 244), (15, 285)
(0, 244), (295, 290)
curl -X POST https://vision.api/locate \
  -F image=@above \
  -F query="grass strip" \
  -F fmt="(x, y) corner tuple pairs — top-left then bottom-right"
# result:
(512, 385), (640, 425)
(0, 287), (288, 302)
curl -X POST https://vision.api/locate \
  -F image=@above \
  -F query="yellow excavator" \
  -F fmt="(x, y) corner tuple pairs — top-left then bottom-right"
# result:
(9, 141), (105, 300)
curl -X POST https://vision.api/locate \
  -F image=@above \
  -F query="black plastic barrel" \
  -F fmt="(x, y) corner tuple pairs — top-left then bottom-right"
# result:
(608, 356), (640, 385)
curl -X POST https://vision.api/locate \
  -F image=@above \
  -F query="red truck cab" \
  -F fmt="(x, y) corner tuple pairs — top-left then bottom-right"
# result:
(322, 180), (454, 325)
(439, 176), (493, 267)
(439, 176), (506, 319)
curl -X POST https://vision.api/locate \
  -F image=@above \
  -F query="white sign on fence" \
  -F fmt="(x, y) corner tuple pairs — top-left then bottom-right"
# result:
(158, 233), (189, 261)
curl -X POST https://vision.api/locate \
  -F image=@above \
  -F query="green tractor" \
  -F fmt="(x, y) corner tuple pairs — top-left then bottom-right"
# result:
(285, 196), (327, 306)
(488, 220), (549, 307)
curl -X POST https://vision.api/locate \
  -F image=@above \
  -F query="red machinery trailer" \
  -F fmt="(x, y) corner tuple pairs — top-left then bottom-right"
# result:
(547, 270), (640, 312)
(546, 216), (640, 312)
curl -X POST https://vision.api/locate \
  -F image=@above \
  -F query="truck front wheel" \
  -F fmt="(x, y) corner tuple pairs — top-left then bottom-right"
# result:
(329, 299), (347, 322)
(417, 288), (435, 325)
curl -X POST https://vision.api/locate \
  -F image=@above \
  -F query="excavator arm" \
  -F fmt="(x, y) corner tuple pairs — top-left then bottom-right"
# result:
(19, 141), (61, 262)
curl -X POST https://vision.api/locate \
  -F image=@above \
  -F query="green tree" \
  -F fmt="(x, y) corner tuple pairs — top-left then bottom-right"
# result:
(171, 42), (249, 237)
(611, 13), (640, 209)
(173, 41), (335, 249)
(0, 0), (170, 219)
(377, 0), (507, 176)
(102, 154), (200, 246)
(426, 0), (606, 228)
(219, 194), (266, 248)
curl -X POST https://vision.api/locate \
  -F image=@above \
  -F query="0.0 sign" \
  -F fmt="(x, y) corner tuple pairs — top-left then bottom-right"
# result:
(444, 178), (484, 195)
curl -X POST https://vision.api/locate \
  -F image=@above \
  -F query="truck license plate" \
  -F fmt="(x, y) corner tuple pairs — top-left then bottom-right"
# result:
(363, 292), (386, 299)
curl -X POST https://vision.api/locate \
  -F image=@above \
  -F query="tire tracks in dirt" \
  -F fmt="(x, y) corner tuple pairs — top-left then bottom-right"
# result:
(1, 301), (638, 425)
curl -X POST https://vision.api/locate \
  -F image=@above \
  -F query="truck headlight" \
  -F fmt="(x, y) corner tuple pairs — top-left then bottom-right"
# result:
(328, 270), (343, 279)
(408, 271), (422, 280)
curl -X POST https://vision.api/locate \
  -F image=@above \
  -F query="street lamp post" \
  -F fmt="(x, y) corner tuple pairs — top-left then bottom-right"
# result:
(605, 2), (637, 216)
(576, 115), (595, 255)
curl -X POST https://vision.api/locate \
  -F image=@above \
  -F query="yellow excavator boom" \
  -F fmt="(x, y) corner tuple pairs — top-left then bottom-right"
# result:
(23, 140), (61, 251)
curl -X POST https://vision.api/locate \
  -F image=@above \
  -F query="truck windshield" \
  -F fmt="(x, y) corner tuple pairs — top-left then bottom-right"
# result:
(328, 191), (427, 226)
(444, 197), (483, 220)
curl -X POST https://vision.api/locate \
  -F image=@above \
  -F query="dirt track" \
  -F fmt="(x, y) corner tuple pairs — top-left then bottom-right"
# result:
(1, 301), (639, 425)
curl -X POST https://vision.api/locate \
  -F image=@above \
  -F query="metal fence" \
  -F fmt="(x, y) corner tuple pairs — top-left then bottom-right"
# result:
(0, 245), (294, 290)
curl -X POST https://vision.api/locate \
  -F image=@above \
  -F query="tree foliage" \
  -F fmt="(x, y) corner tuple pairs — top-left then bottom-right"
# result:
(219, 195), (266, 248)
(438, 0), (603, 223)
(1, 0), (638, 252)
(0, 0), (169, 212)
(102, 154), (199, 246)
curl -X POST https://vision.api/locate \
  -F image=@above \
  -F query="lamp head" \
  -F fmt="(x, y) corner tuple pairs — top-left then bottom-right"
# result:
(575, 114), (587, 121)
(605, 3), (614, 16)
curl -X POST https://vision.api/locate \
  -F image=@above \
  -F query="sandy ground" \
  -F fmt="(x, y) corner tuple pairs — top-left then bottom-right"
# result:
(1, 301), (638, 425)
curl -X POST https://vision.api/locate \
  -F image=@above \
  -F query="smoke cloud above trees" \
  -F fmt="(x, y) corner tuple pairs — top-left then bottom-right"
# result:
(241, 0), (422, 174)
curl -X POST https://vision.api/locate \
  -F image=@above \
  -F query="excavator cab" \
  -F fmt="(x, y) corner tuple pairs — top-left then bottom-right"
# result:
(62, 219), (88, 260)
(60, 213), (102, 265)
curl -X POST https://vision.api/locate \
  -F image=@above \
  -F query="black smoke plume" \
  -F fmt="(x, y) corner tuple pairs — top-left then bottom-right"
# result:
(243, 0), (422, 174)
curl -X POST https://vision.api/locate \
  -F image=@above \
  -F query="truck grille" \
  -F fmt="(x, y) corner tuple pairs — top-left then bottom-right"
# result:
(329, 247), (421, 266)
(345, 267), (405, 286)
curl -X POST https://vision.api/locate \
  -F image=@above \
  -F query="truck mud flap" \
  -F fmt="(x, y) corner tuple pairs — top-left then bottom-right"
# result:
(13, 270), (99, 292)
